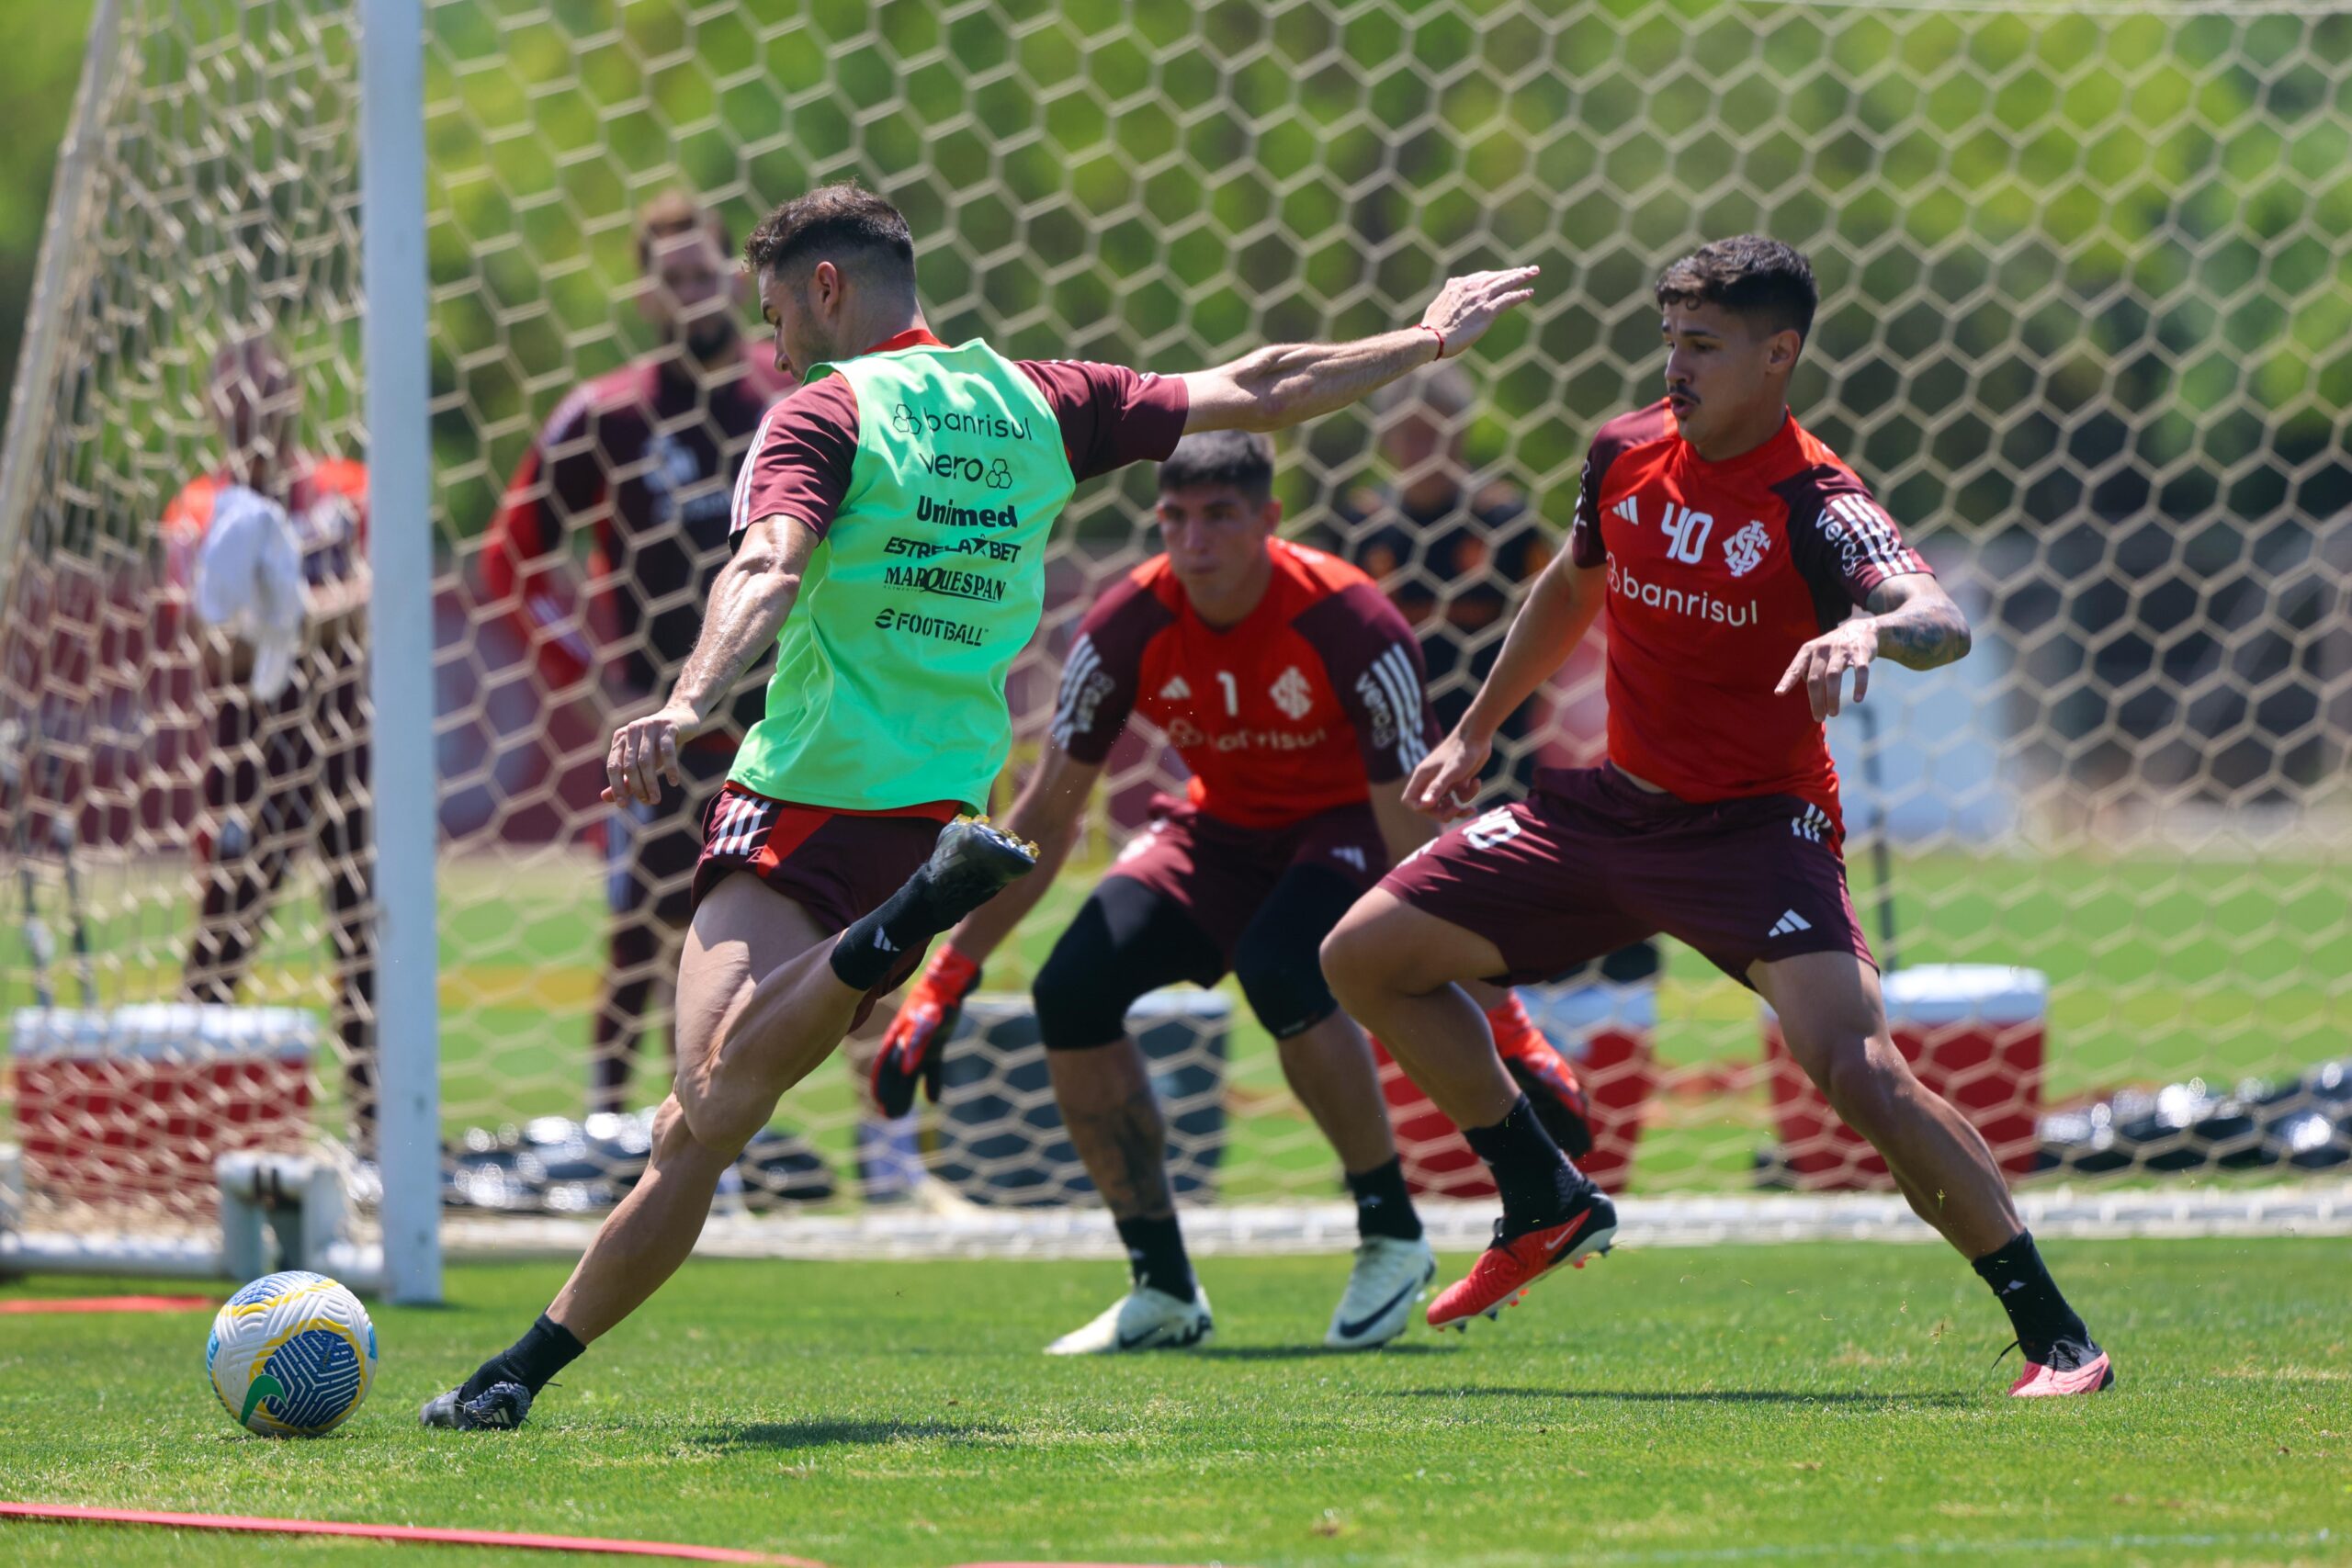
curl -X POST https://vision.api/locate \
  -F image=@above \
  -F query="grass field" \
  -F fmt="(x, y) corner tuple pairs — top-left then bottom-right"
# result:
(9, 842), (2346, 1199)
(3, 1239), (2348, 1566)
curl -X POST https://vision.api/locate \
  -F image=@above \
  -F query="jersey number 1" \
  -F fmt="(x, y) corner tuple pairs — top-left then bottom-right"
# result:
(1215, 671), (1239, 716)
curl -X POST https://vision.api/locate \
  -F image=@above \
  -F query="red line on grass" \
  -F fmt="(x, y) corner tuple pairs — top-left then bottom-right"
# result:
(0, 1295), (217, 1314)
(0, 1503), (827, 1566)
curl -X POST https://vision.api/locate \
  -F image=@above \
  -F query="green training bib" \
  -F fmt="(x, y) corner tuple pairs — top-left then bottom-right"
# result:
(730, 338), (1075, 811)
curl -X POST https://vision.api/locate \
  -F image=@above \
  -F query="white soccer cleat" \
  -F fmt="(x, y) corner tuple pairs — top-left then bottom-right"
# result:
(1325, 1235), (1438, 1350)
(1044, 1284), (1214, 1355)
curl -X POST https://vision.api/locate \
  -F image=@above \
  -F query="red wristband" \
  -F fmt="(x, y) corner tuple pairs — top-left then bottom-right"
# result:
(1415, 322), (1446, 360)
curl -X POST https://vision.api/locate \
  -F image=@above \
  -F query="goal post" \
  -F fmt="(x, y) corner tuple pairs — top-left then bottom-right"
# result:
(359, 0), (442, 1307)
(2, 0), (2349, 1283)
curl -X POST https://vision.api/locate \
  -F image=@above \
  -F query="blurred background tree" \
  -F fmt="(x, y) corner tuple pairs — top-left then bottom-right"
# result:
(0, 4), (98, 401)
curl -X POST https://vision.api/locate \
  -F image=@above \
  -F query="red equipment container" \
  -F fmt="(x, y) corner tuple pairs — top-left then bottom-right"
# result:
(9, 1004), (316, 1220)
(1376, 983), (1657, 1197)
(1760, 964), (2045, 1190)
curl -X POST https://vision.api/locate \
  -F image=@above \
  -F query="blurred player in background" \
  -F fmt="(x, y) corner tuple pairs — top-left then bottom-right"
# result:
(163, 334), (376, 1148)
(1338, 363), (1551, 788)
(481, 191), (788, 1120)
(1323, 237), (2111, 1395)
(877, 432), (1591, 1354)
(424, 181), (1536, 1429)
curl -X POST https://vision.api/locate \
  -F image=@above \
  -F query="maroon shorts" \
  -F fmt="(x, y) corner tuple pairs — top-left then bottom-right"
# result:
(1104, 795), (1386, 967)
(1379, 765), (1872, 987)
(690, 783), (960, 1020)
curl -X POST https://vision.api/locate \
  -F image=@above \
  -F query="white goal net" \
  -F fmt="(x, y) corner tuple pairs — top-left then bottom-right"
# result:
(3, 0), (2348, 1288)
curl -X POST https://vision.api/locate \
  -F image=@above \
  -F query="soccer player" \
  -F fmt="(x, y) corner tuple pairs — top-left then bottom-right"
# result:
(424, 183), (1536, 1427)
(481, 191), (788, 1118)
(164, 335), (377, 1147)
(1321, 237), (2114, 1396)
(874, 431), (1591, 1353)
(1337, 362), (1551, 783)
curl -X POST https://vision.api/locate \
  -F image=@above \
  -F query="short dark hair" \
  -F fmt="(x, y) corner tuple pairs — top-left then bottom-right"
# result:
(1158, 431), (1275, 502)
(1654, 236), (1818, 343)
(635, 188), (730, 271)
(742, 182), (916, 293)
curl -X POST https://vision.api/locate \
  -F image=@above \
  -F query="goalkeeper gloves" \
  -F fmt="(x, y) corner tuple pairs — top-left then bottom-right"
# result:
(870, 946), (981, 1118)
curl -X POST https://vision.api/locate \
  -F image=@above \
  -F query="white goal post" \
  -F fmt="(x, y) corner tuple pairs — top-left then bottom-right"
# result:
(1, 1), (2348, 1296)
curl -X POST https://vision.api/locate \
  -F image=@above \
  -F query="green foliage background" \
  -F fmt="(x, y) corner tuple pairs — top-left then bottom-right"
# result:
(413, 0), (2352, 548)
(0, 4), (99, 405)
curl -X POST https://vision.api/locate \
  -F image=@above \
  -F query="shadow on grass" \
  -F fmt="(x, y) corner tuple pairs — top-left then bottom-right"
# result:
(1196, 1343), (1461, 1361)
(1392, 1386), (1973, 1406)
(691, 1418), (1014, 1450)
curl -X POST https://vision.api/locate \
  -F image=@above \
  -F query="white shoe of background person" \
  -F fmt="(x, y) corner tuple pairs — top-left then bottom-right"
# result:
(1045, 1284), (1214, 1355)
(1325, 1235), (1438, 1350)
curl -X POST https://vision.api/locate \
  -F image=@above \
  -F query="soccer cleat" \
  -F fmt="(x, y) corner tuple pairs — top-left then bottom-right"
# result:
(2005, 1338), (2116, 1397)
(419, 1380), (534, 1430)
(1426, 1185), (1617, 1332)
(1325, 1235), (1438, 1350)
(923, 815), (1040, 924)
(1045, 1284), (1213, 1355)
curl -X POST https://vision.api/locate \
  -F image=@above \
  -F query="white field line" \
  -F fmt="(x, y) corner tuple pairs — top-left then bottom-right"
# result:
(432, 1181), (2352, 1263)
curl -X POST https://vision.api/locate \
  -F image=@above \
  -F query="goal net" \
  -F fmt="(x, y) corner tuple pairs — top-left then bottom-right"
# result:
(3, 0), (2347, 1286)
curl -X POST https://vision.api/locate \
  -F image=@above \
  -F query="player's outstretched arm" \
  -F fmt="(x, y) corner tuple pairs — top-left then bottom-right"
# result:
(1405, 553), (1607, 816)
(1774, 572), (1972, 722)
(604, 513), (814, 805)
(937, 743), (1103, 969)
(1178, 267), (1538, 434)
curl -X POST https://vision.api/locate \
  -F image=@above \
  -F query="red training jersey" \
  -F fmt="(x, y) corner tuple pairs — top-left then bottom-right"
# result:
(1569, 400), (1930, 833)
(1051, 539), (1440, 830)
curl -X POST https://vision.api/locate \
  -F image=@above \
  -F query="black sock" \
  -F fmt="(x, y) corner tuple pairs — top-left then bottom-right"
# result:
(1345, 1156), (1423, 1243)
(1462, 1094), (1586, 1232)
(1114, 1213), (1196, 1303)
(1972, 1230), (2092, 1357)
(831, 870), (949, 991)
(460, 1313), (584, 1399)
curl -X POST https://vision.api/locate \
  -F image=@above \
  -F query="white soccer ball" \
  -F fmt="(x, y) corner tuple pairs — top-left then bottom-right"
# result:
(206, 1270), (379, 1436)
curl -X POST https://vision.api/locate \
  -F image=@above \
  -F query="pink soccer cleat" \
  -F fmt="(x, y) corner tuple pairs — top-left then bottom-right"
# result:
(2006, 1342), (2115, 1397)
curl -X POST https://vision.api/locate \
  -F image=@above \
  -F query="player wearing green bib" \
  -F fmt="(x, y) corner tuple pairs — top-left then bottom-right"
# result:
(427, 182), (1538, 1429)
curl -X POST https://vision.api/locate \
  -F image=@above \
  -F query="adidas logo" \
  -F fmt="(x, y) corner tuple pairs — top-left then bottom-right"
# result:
(1612, 496), (1640, 526)
(1330, 845), (1368, 873)
(1767, 909), (1812, 938)
(1159, 675), (1192, 701)
(1790, 805), (1832, 843)
(872, 930), (899, 952)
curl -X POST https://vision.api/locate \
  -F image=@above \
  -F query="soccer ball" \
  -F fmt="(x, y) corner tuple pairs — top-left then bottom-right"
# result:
(206, 1270), (379, 1436)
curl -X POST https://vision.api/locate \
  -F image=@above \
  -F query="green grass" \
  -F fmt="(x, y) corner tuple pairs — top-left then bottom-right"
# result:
(3, 1240), (2348, 1566)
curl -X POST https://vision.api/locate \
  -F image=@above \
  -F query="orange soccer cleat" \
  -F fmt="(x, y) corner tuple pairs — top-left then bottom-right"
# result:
(1426, 1183), (1617, 1332)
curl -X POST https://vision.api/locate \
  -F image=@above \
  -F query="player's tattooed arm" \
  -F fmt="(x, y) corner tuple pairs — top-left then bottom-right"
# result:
(1863, 572), (1973, 671)
(603, 513), (814, 805)
(1775, 573), (1972, 722)
(1179, 267), (1539, 434)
